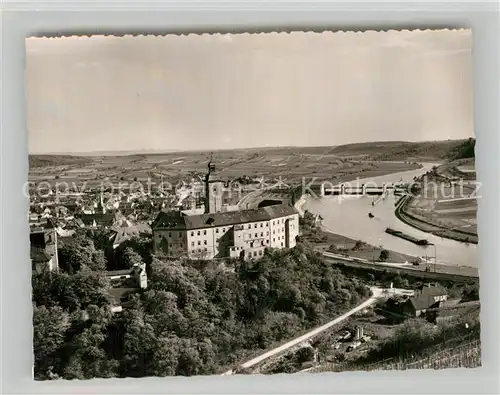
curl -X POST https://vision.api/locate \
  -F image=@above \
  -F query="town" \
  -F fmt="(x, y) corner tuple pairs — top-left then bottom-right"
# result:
(26, 29), (480, 381)
(29, 142), (480, 379)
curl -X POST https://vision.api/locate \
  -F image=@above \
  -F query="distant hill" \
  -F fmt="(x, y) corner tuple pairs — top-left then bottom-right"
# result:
(329, 139), (476, 161)
(29, 139), (476, 168)
(29, 155), (92, 168)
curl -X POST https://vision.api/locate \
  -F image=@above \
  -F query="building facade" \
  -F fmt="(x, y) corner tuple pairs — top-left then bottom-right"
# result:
(152, 204), (299, 260)
(152, 160), (300, 260)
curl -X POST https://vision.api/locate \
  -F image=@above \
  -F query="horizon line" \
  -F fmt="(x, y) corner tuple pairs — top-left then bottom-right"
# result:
(29, 138), (473, 157)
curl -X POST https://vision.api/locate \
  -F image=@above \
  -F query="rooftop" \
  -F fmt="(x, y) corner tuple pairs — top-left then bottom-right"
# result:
(408, 283), (448, 311)
(152, 204), (298, 230)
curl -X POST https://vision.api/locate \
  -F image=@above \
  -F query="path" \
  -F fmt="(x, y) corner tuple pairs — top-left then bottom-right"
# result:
(221, 286), (408, 375)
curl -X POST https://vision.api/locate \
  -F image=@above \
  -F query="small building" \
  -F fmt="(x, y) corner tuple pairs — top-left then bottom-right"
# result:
(402, 283), (448, 318)
(106, 262), (148, 313)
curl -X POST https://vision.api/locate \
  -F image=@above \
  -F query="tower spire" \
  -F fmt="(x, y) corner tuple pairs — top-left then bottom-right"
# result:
(208, 153), (215, 173)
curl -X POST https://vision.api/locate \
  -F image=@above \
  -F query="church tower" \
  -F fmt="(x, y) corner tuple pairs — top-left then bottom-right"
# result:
(204, 157), (224, 214)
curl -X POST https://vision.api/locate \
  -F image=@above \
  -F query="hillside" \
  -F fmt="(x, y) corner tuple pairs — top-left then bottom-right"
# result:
(29, 139), (475, 169)
(329, 139), (475, 161)
(312, 337), (480, 373)
(29, 155), (92, 168)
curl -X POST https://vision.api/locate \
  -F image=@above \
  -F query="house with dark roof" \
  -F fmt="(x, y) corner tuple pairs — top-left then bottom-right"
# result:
(401, 283), (449, 318)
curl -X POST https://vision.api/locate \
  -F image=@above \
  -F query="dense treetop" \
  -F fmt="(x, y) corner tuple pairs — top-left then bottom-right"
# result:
(33, 232), (370, 380)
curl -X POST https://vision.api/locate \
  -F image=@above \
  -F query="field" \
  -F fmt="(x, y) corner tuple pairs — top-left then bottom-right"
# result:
(29, 140), (475, 189)
(402, 165), (478, 244)
(29, 148), (422, 191)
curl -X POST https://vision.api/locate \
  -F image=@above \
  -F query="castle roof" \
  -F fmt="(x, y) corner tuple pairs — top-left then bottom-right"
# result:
(152, 204), (298, 231)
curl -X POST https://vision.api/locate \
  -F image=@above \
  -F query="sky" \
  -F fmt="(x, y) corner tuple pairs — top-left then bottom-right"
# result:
(26, 29), (474, 154)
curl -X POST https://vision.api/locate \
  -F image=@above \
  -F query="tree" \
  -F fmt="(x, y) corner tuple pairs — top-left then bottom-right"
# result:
(33, 240), (373, 379)
(32, 305), (71, 379)
(88, 251), (108, 271)
(352, 240), (365, 251)
(379, 250), (390, 262)
(122, 247), (144, 269)
(57, 232), (99, 273)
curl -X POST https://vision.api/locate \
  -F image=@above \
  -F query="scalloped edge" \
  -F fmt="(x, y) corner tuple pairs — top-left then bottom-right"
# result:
(27, 28), (472, 40)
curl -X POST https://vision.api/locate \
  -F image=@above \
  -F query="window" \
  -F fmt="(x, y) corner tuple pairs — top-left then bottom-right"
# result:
(204, 248), (207, 252)
(260, 232), (263, 237)
(273, 230), (275, 235)
(191, 231), (194, 236)
(191, 241), (194, 247)
(253, 251), (257, 256)
(273, 238), (275, 242)
(216, 228), (219, 233)
(254, 224), (257, 228)
(259, 250), (263, 255)
(192, 250), (195, 253)
(197, 241), (201, 246)
(266, 231), (269, 236)
(197, 231), (201, 236)
(179, 232), (182, 237)
(248, 224), (251, 229)
(260, 223), (263, 228)
(255, 233), (258, 238)
(204, 240), (207, 245)
(281, 242), (284, 247)
(261, 241), (265, 246)
(203, 230), (207, 235)
(250, 242), (254, 248)
(168, 232), (171, 237)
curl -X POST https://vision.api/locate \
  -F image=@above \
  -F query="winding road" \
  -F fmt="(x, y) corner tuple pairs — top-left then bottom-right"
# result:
(221, 286), (411, 376)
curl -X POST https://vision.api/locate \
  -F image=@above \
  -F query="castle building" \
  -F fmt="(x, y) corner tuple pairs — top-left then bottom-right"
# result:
(152, 161), (300, 260)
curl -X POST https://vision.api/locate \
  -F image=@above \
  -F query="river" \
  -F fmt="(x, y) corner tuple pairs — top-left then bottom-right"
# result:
(304, 163), (478, 268)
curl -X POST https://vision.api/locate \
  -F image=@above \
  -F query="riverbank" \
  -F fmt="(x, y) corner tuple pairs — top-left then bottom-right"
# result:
(396, 195), (478, 245)
(297, 195), (421, 264)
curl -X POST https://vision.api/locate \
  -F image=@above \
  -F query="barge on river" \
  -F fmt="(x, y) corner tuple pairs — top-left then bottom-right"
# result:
(385, 227), (429, 246)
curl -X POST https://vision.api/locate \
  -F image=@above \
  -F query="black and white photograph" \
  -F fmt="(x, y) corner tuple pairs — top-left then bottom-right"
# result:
(26, 29), (480, 380)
